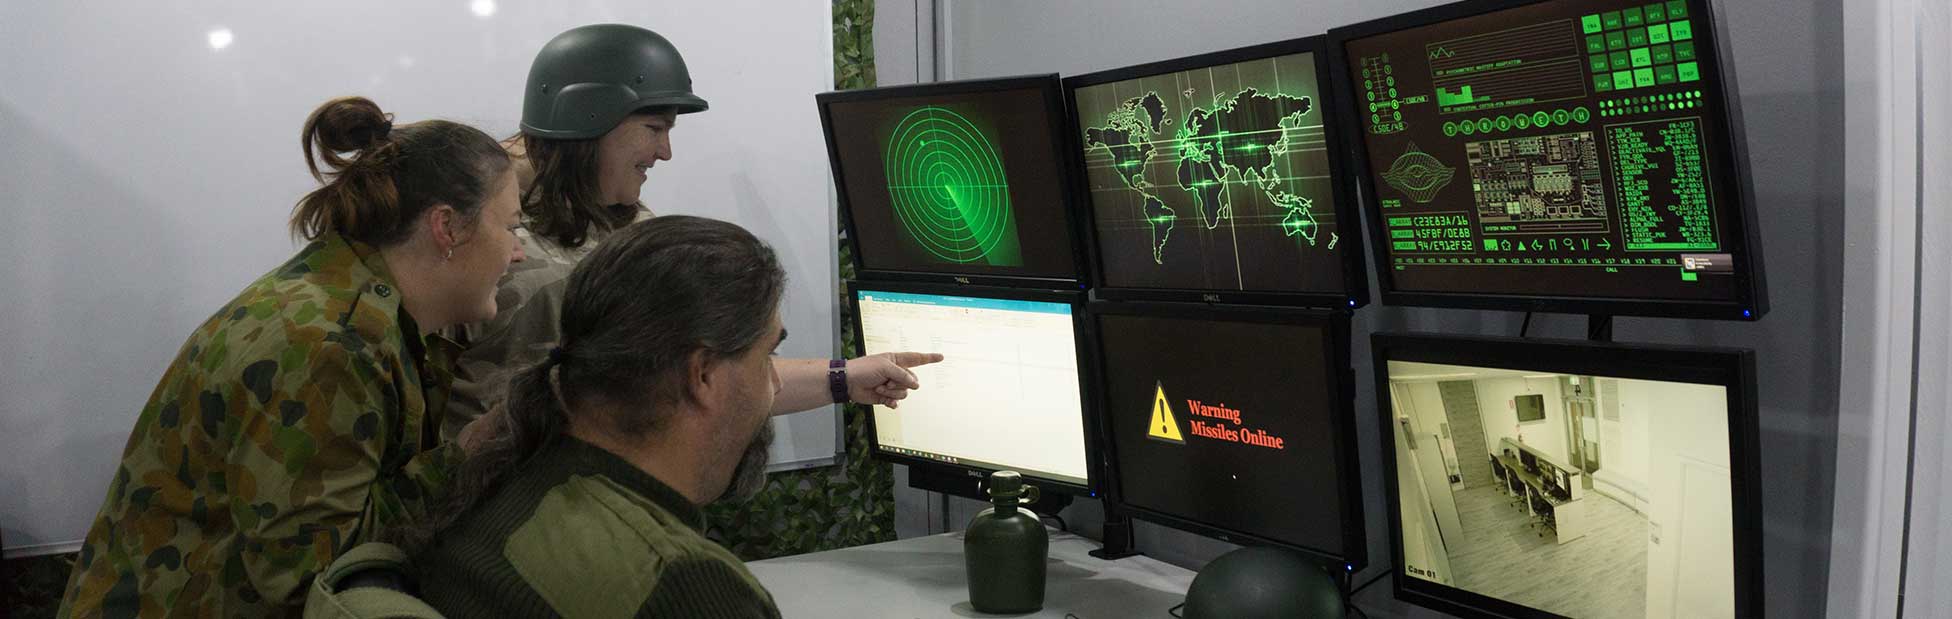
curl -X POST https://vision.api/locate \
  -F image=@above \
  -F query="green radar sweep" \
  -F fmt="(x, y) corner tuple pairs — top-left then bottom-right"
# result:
(883, 106), (1022, 265)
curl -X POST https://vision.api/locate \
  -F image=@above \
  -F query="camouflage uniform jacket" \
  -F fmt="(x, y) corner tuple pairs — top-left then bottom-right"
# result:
(59, 233), (464, 618)
(416, 435), (783, 618)
(441, 207), (649, 440)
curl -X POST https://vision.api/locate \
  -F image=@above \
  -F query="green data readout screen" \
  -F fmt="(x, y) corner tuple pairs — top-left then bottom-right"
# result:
(1340, 0), (1757, 307)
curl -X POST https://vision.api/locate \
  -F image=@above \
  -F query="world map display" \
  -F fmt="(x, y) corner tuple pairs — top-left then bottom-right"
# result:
(1086, 88), (1323, 262)
(1074, 51), (1350, 294)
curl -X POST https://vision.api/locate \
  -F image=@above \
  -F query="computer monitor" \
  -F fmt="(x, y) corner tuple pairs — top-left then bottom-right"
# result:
(1328, 0), (1767, 319)
(1374, 332), (1761, 618)
(819, 76), (1087, 286)
(1091, 302), (1364, 566)
(1065, 37), (1370, 308)
(851, 282), (1095, 492)
(1516, 393), (1547, 422)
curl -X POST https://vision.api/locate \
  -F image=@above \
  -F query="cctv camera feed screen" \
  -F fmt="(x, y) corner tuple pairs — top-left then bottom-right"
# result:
(1098, 313), (1350, 557)
(1072, 49), (1354, 294)
(856, 289), (1089, 486)
(1340, 0), (1755, 304)
(825, 82), (1081, 280)
(1385, 359), (1739, 618)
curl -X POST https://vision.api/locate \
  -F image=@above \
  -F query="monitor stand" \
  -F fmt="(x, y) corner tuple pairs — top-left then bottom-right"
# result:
(1518, 313), (1614, 342)
(1586, 314), (1614, 342)
(1089, 507), (1141, 560)
(907, 465), (1075, 517)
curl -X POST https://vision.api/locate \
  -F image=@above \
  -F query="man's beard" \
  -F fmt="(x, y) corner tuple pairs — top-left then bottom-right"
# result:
(719, 420), (775, 502)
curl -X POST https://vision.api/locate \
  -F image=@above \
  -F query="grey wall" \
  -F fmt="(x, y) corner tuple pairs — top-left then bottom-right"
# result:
(881, 0), (1842, 616)
(0, 0), (844, 557)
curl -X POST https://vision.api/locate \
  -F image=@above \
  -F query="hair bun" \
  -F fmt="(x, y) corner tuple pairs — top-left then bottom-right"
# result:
(308, 96), (393, 154)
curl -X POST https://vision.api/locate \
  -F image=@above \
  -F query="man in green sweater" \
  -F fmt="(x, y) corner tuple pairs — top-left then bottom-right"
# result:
(409, 215), (807, 618)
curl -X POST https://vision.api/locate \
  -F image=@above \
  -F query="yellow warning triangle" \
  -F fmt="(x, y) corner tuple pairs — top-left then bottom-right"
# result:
(1148, 382), (1185, 443)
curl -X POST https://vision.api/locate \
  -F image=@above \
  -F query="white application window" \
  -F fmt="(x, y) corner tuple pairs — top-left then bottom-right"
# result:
(857, 290), (1089, 486)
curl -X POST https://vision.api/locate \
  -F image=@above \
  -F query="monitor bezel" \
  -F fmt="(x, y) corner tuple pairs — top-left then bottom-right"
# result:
(1371, 331), (1763, 619)
(1060, 36), (1373, 310)
(1087, 301), (1367, 568)
(846, 279), (1102, 496)
(818, 75), (1093, 289)
(1325, 0), (1769, 320)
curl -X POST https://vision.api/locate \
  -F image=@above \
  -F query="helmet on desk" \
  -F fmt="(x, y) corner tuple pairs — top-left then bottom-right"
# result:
(1183, 546), (1344, 619)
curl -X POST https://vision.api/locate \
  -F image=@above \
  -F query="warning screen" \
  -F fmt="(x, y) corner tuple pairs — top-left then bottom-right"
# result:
(1095, 312), (1351, 556)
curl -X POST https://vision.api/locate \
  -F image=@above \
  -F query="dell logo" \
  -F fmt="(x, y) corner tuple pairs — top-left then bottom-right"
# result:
(1202, 293), (1222, 303)
(955, 277), (971, 284)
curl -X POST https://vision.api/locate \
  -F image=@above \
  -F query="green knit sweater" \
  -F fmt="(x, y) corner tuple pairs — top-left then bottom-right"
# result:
(416, 436), (781, 618)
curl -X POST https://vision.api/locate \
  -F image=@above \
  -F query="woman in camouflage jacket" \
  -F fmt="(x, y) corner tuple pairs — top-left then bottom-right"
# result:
(57, 97), (527, 617)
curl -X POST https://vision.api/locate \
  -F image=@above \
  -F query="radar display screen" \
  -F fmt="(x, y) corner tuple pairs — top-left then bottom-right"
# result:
(820, 76), (1083, 283)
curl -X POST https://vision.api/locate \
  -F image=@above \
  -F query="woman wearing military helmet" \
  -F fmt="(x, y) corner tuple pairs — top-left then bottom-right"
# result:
(59, 97), (527, 616)
(444, 24), (940, 441)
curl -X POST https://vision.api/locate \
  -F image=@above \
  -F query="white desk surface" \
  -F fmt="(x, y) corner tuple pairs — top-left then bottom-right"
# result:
(748, 531), (1195, 618)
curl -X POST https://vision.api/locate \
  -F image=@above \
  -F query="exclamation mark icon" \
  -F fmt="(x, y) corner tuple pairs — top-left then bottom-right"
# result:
(1148, 382), (1185, 444)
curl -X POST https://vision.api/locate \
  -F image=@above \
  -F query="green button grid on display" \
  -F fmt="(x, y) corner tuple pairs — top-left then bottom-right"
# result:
(1583, 10), (1702, 94)
(1649, 23), (1671, 44)
(1678, 61), (1700, 81)
(1652, 44), (1675, 64)
(1634, 68), (1656, 87)
(1655, 65), (1678, 84)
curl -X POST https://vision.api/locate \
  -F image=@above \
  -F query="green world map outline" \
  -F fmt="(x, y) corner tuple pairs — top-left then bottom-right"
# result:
(1083, 87), (1328, 264)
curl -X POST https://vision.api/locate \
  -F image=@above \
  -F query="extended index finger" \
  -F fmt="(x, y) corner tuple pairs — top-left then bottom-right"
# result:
(882, 351), (945, 369)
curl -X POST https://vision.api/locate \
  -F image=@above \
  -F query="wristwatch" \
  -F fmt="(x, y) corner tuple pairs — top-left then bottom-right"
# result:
(829, 359), (849, 404)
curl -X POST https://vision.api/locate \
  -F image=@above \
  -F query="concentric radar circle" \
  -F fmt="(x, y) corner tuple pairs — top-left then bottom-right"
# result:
(882, 106), (1012, 263)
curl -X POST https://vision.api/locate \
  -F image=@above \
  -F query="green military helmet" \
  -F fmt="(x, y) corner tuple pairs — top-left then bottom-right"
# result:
(521, 24), (709, 140)
(1183, 547), (1345, 619)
